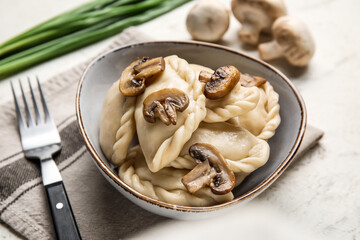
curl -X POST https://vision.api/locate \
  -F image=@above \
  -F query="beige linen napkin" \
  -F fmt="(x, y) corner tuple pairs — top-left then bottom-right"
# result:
(0, 27), (323, 240)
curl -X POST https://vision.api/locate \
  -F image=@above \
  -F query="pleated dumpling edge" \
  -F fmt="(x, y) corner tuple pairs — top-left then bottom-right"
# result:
(134, 55), (207, 173)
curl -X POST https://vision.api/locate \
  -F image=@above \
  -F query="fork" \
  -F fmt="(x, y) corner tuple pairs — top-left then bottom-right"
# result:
(11, 77), (82, 240)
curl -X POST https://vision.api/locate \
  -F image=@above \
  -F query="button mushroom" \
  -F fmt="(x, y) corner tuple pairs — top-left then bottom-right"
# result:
(258, 16), (315, 67)
(231, 0), (287, 45)
(239, 73), (267, 87)
(186, 0), (230, 42)
(201, 65), (240, 100)
(143, 88), (189, 125)
(182, 143), (235, 195)
(119, 57), (165, 96)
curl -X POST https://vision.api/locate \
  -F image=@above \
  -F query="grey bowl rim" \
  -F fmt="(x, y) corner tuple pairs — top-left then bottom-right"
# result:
(75, 40), (307, 213)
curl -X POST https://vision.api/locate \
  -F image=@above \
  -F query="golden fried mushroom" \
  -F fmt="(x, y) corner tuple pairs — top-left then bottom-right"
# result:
(182, 143), (235, 195)
(143, 88), (189, 125)
(201, 65), (240, 99)
(119, 57), (165, 96)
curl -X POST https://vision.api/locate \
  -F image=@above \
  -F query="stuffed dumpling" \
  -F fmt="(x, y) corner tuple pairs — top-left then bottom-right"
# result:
(100, 81), (136, 165)
(119, 146), (233, 206)
(171, 122), (270, 186)
(190, 64), (261, 123)
(228, 80), (281, 140)
(100, 55), (281, 207)
(134, 55), (206, 172)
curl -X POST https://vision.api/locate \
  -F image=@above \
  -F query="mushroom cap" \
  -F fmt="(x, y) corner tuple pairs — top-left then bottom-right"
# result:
(186, 0), (230, 42)
(143, 88), (189, 125)
(231, 0), (287, 45)
(133, 57), (165, 84)
(204, 65), (241, 99)
(119, 57), (165, 96)
(119, 58), (147, 96)
(272, 16), (316, 66)
(231, 0), (287, 24)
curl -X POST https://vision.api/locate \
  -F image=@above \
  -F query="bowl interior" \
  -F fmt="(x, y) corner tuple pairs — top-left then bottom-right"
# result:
(78, 41), (305, 204)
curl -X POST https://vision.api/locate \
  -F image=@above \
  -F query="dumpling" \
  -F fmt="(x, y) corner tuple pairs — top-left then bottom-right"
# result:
(190, 64), (261, 123)
(170, 122), (270, 186)
(134, 55), (207, 172)
(100, 55), (280, 206)
(204, 82), (261, 123)
(119, 146), (233, 206)
(228, 81), (281, 140)
(99, 81), (136, 165)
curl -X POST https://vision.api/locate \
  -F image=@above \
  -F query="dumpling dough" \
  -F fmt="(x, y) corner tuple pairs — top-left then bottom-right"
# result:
(100, 55), (280, 207)
(100, 81), (136, 165)
(190, 64), (261, 123)
(119, 146), (233, 206)
(134, 56), (206, 172)
(204, 82), (261, 123)
(228, 82), (281, 140)
(170, 122), (270, 186)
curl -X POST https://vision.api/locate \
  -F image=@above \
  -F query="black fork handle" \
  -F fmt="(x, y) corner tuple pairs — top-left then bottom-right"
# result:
(45, 181), (82, 240)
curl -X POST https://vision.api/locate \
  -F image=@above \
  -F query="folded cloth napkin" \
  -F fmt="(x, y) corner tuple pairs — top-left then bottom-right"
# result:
(0, 27), (323, 240)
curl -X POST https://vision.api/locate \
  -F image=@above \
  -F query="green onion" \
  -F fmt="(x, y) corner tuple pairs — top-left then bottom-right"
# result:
(0, 0), (140, 49)
(0, 0), (191, 80)
(0, 0), (163, 58)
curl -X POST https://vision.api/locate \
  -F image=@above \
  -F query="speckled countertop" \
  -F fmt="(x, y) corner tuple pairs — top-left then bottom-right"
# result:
(0, 0), (359, 239)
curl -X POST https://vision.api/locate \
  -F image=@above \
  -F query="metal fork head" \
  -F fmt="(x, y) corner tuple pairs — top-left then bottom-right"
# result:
(11, 76), (61, 160)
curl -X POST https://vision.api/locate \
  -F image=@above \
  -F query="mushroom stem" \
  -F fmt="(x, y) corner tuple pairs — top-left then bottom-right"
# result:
(238, 22), (261, 45)
(182, 143), (235, 195)
(181, 160), (215, 193)
(258, 40), (284, 61)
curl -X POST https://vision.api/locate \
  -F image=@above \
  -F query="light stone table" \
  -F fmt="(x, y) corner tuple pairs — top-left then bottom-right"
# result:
(0, 0), (359, 239)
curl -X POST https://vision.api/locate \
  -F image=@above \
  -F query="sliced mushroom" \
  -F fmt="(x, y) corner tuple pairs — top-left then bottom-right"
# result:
(143, 88), (189, 125)
(203, 65), (240, 99)
(240, 73), (267, 87)
(119, 57), (165, 96)
(133, 57), (165, 83)
(182, 143), (235, 195)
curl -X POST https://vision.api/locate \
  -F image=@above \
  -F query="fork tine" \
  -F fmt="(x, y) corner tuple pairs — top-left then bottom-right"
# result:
(11, 81), (26, 130)
(19, 79), (35, 127)
(28, 76), (42, 124)
(36, 76), (52, 123)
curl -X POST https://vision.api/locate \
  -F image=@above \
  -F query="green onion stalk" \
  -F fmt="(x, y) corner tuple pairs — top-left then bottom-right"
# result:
(0, 0), (191, 80)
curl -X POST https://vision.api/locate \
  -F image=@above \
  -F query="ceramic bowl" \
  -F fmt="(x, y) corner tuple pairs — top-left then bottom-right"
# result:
(76, 41), (306, 219)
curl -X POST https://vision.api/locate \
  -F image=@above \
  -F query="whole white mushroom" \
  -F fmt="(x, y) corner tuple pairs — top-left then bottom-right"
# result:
(258, 16), (316, 67)
(231, 0), (287, 45)
(186, 0), (230, 42)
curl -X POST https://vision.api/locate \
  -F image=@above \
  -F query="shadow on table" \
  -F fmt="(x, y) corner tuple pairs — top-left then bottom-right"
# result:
(264, 58), (309, 79)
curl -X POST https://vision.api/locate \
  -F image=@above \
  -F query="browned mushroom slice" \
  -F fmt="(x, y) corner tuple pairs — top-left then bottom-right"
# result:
(133, 57), (165, 84)
(204, 65), (240, 99)
(182, 143), (235, 195)
(240, 73), (267, 87)
(143, 88), (189, 125)
(119, 57), (165, 97)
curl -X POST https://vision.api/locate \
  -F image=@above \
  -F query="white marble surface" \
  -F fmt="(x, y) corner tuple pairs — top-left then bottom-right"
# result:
(1, 0), (360, 239)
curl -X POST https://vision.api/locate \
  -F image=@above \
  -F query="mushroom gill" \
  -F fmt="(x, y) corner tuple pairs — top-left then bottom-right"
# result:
(143, 88), (189, 125)
(182, 143), (235, 195)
